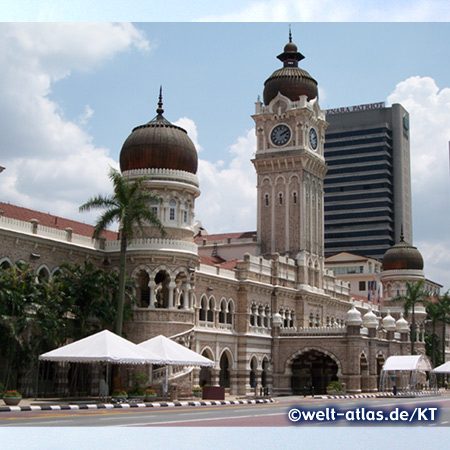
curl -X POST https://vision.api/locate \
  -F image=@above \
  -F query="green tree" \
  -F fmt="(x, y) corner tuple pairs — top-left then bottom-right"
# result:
(392, 279), (429, 355)
(0, 263), (67, 390)
(79, 167), (164, 335)
(426, 301), (442, 366)
(55, 261), (124, 340)
(435, 291), (450, 368)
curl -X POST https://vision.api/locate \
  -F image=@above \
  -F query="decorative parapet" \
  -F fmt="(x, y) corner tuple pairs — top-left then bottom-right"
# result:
(104, 238), (198, 255)
(280, 325), (347, 337)
(122, 168), (199, 188)
(0, 215), (98, 249)
(198, 263), (236, 280)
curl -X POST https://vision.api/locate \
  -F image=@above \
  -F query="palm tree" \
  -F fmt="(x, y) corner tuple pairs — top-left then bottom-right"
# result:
(392, 279), (429, 355)
(80, 167), (164, 336)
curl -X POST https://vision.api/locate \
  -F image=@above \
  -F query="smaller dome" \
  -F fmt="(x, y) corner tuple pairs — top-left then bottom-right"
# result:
(362, 306), (379, 329)
(346, 303), (362, 326)
(263, 32), (318, 105)
(382, 310), (396, 331)
(283, 41), (298, 53)
(382, 232), (424, 271)
(396, 312), (409, 332)
(272, 313), (283, 327)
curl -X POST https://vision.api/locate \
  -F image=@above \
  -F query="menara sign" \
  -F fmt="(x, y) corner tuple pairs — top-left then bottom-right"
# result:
(326, 102), (385, 115)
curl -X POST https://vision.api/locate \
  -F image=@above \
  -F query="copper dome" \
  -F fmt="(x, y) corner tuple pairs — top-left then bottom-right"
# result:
(382, 235), (424, 271)
(120, 91), (198, 174)
(263, 33), (318, 105)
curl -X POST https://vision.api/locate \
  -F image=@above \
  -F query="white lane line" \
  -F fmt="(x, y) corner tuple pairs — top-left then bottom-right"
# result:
(121, 412), (284, 427)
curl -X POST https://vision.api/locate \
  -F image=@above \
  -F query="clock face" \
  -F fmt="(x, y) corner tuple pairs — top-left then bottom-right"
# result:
(270, 124), (291, 147)
(309, 127), (318, 150)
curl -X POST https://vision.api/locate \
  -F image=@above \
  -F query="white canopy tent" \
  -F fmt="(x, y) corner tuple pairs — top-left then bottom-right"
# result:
(138, 335), (215, 367)
(382, 355), (432, 372)
(433, 361), (450, 373)
(379, 354), (437, 395)
(138, 335), (215, 397)
(39, 330), (163, 399)
(39, 330), (163, 365)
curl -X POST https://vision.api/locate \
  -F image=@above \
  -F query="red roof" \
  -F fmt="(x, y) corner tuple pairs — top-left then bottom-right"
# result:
(200, 255), (238, 270)
(194, 231), (256, 244)
(0, 201), (118, 241)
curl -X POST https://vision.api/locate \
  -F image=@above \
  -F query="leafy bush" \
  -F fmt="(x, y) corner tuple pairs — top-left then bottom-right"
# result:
(326, 381), (344, 392)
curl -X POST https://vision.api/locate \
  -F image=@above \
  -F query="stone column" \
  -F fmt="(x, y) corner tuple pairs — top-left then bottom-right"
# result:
(183, 283), (190, 309)
(148, 280), (156, 308)
(168, 281), (176, 309)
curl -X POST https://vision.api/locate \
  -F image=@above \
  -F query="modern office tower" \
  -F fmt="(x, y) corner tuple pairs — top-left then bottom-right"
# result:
(324, 102), (413, 260)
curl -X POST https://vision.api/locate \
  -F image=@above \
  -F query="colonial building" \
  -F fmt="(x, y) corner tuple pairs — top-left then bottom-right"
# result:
(0, 34), (428, 396)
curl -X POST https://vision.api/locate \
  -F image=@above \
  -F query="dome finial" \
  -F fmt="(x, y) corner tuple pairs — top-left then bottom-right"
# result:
(400, 224), (404, 242)
(289, 25), (292, 43)
(156, 85), (164, 116)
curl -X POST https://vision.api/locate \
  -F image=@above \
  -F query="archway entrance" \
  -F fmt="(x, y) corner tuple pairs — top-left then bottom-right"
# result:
(219, 353), (231, 388)
(199, 350), (213, 386)
(291, 350), (339, 395)
(376, 354), (385, 391)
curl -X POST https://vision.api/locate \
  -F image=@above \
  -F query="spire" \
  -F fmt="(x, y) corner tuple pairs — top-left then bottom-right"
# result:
(277, 28), (305, 67)
(156, 86), (164, 116)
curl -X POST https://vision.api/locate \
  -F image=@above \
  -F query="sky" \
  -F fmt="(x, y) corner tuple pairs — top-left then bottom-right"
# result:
(0, 21), (450, 292)
(0, 0), (449, 446)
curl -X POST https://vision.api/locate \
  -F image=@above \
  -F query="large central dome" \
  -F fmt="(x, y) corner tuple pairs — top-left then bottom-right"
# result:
(120, 91), (198, 174)
(263, 33), (318, 105)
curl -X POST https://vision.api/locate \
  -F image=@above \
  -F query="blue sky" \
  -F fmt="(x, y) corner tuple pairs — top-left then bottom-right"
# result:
(1, 22), (450, 291)
(0, 0), (449, 447)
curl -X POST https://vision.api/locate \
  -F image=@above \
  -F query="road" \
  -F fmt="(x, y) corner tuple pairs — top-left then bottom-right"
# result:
(1, 395), (450, 427)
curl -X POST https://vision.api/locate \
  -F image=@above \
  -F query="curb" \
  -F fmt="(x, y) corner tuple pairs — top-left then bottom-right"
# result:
(0, 398), (275, 413)
(322, 392), (441, 399)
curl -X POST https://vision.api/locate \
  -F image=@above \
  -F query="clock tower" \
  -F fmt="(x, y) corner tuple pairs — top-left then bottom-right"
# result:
(252, 33), (328, 268)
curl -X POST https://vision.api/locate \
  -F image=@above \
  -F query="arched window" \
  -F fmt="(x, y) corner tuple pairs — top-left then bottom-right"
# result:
(37, 267), (50, 283)
(207, 299), (214, 322)
(226, 302), (234, 325)
(264, 306), (270, 327)
(0, 260), (12, 270)
(136, 270), (150, 307)
(199, 297), (207, 321)
(279, 193), (283, 205)
(183, 202), (189, 224)
(150, 200), (159, 218)
(219, 301), (226, 323)
(257, 305), (263, 326)
(293, 192), (297, 204)
(265, 194), (269, 206)
(169, 199), (177, 221)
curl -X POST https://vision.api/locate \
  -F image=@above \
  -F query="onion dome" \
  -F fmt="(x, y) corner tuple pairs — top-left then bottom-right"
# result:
(362, 306), (379, 329)
(272, 313), (283, 327)
(382, 230), (424, 271)
(382, 310), (396, 332)
(346, 303), (362, 326)
(396, 312), (409, 333)
(263, 30), (318, 105)
(120, 88), (198, 174)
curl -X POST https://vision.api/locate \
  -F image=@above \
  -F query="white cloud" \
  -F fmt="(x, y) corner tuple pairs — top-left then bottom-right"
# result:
(0, 23), (150, 224)
(387, 76), (450, 291)
(196, 129), (257, 233)
(198, 0), (450, 21)
(174, 117), (204, 153)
